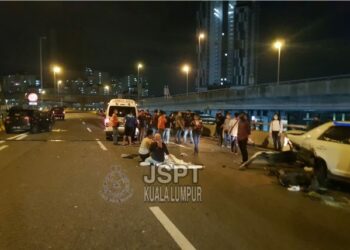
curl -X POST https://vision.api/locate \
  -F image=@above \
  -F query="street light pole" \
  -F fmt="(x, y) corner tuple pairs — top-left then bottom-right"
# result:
(197, 33), (205, 92)
(137, 63), (143, 99)
(54, 71), (57, 96)
(186, 71), (189, 96)
(39, 36), (46, 104)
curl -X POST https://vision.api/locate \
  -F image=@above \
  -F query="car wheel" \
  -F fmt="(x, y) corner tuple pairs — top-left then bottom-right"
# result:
(315, 159), (328, 188)
(30, 125), (39, 134)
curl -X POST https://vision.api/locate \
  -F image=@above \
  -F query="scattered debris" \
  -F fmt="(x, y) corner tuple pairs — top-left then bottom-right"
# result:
(287, 186), (301, 192)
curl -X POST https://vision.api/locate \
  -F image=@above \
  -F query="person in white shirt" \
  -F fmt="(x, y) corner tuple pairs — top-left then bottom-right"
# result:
(229, 112), (240, 154)
(269, 113), (283, 151)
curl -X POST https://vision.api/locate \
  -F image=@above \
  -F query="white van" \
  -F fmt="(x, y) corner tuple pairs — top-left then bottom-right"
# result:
(104, 99), (138, 140)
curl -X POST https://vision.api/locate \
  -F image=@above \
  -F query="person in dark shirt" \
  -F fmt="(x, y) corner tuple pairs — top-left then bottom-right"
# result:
(215, 111), (225, 146)
(237, 113), (251, 167)
(123, 111), (137, 145)
(145, 133), (169, 165)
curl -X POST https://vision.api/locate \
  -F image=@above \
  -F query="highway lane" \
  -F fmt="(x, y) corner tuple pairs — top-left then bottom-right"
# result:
(1, 112), (350, 250)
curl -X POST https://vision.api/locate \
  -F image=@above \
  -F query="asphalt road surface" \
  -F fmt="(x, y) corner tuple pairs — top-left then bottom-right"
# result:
(0, 112), (349, 250)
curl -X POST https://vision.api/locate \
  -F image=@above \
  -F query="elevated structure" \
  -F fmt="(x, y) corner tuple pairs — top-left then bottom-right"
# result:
(140, 75), (350, 112)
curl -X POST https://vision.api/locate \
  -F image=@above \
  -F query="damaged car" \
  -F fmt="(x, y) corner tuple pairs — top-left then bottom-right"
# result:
(285, 121), (350, 187)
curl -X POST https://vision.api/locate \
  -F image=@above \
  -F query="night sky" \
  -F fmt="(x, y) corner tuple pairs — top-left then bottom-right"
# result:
(0, 1), (349, 96)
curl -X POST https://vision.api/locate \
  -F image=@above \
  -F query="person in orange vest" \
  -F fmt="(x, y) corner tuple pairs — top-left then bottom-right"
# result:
(157, 111), (167, 139)
(110, 109), (119, 145)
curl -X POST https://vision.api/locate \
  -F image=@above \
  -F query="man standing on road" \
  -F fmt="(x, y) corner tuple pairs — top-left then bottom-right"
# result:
(110, 109), (119, 145)
(222, 112), (231, 148)
(215, 111), (225, 146)
(183, 111), (194, 144)
(192, 114), (203, 155)
(269, 113), (283, 151)
(157, 111), (167, 138)
(229, 112), (240, 154)
(138, 110), (147, 142)
(123, 111), (137, 146)
(237, 113), (251, 167)
(151, 110), (159, 135)
(175, 112), (185, 144)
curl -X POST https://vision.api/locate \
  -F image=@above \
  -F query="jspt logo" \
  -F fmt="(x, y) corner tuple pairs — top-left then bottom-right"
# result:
(143, 166), (203, 203)
(143, 165), (201, 184)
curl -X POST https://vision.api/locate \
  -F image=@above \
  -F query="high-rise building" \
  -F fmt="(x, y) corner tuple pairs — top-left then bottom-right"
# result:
(197, 1), (259, 88)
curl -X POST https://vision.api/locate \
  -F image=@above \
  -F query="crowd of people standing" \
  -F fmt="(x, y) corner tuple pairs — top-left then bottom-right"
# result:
(111, 108), (288, 166)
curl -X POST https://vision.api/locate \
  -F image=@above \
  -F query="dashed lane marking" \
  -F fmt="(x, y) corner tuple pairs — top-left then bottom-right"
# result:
(96, 139), (107, 151)
(0, 145), (9, 151)
(149, 206), (196, 250)
(15, 134), (28, 140)
(87, 127), (92, 133)
(0, 140), (4, 144)
(82, 121), (86, 125)
(7, 133), (28, 140)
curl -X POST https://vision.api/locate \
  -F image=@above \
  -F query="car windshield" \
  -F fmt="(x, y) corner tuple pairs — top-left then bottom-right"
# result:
(108, 106), (135, 117)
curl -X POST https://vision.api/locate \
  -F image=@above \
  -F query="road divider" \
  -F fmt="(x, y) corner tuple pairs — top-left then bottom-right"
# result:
(149, 206), (196, 250)
(96, 139), (107, 151)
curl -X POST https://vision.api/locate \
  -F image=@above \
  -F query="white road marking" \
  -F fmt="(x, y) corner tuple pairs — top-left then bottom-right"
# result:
(7, 133), (27, 140)
(169, 142), (188, 149)
(0, 145), (9, 151)
(49, 139), (64, 142)
(0, 141), (4, 144)
(82, 121), (86, 125)
(15, 134), (28, 140)
(149, 206), (196, 250)
(96, 139), (107, 151)
(87, 127), (92, 133)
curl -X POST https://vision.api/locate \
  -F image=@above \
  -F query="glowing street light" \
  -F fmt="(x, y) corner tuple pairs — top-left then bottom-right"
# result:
(137, 63), (144, 99)
(273, 40), (284, 85)
(182, 64), (191, 96)
(52, 65), (62, 97)
(104, 85), (110, 95)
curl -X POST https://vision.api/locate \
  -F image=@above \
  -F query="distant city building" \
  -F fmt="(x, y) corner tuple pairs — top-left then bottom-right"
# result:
(118, 74), (149, 98)
(196, 1), (259, 89)
(84, 67), (110, 86)
(1, 74), (39, 94)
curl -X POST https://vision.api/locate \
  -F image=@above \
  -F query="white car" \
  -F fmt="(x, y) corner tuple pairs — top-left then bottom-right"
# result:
(285, 121), (350, 186)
